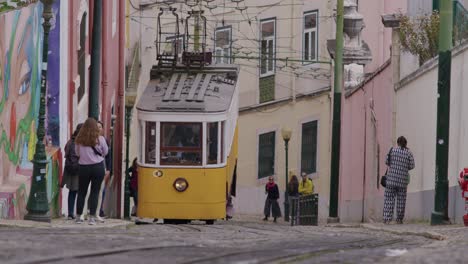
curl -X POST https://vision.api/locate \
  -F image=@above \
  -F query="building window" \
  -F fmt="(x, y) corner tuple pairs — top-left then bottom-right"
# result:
(145, 122), (157, 164)
(258, 131), (275, 179)
(160, 122), (202, 166)
(303, 11), (318, 62)
(260, 18), (275, 77)
(301, 120), (318, 174)
(214, 26), (231, 64)
(207, 122), (219, 164)
(77, 13), (87, 102)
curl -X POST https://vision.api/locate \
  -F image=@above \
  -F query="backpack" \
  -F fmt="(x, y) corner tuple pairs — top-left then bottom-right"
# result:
(65, 139), (80, 175)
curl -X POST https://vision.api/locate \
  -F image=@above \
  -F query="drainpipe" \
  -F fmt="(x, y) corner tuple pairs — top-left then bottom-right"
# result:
(68, 1), (73, 137)
(290, 0), (296, 102)
(89, 0), (102, 119)
(114, 0), (126, 218)
(362, 98), (367, 223)
(101, 0), (109, 127)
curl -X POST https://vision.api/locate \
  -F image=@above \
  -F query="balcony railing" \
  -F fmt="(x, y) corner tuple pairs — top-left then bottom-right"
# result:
(126, 43), (141, 94)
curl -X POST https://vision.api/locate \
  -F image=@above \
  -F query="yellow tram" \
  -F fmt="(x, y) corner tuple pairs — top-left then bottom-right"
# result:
(135, 64), (239, 224)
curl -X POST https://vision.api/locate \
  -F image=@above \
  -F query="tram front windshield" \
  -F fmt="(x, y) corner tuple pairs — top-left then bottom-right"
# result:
(160, 123), (202, 165)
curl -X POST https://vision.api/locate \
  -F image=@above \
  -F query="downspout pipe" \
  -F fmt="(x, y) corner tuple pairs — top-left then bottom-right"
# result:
(89, 0), (102, 119)
(101, 0), (109, 127)
(115, 0), (126, 218)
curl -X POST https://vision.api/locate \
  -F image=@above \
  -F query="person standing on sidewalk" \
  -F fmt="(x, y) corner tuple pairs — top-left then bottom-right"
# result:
(61, 123), (82, 220)
(129, 157), (138, 216)
(298, 172), (314, 196)
(383, 136), (415, 224)
(75, 118), (109, 225)
(288, 175), (299, 224)
(263, 176), (281, 222)
(97, 120), (112, 220)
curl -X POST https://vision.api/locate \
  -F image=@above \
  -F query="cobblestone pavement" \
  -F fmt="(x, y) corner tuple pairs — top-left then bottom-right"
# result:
(0, 216), (463, 264)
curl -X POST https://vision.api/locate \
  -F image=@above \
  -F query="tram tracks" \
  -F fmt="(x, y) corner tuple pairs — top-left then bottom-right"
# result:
(181, 238), (405, 264)
(16, 245), (193, 264)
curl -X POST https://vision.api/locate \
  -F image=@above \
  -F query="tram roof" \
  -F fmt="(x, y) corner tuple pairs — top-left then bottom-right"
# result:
(136, 64), (239, 113)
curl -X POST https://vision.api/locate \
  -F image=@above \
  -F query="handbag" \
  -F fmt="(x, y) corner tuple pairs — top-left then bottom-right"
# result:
(380, 170), (387, 188)
(380, 147), (393, 188)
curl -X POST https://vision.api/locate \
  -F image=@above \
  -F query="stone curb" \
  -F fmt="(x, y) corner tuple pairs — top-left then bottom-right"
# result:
(360, 224), (447, 240)
(324, 223), (448, 241)
(0, 219), (133, 229)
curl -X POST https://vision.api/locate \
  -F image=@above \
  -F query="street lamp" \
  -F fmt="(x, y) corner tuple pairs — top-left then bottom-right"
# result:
(24, 0), (55, 222)
(281, 127), (292, 222)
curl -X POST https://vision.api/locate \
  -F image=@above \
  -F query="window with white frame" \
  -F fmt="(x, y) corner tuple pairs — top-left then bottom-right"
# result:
(214, 26), (231, 64)
(303, 11), (318, 61)
(260, 19), (275, 76)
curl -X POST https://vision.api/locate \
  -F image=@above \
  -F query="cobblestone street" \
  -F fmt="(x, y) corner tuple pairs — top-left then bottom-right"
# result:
(1, 216), (458, 264)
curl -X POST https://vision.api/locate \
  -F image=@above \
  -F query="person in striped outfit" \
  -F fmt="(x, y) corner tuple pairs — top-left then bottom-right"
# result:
(383, 136), (415, 224)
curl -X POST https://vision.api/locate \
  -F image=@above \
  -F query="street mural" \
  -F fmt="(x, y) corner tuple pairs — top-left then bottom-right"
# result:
(0, 2), (61, 219)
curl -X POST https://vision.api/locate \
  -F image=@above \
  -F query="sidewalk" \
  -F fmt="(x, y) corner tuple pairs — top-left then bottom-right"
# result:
(0, 217), (132, 229)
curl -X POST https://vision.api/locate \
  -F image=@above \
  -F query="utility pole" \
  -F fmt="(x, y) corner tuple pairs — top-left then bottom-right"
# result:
(431, 0), (452, 225)
(328, 0), (344, 223)
(89, 0), (102, 119)
(24, 0), (55, 223)
(433, 0), (440, 11)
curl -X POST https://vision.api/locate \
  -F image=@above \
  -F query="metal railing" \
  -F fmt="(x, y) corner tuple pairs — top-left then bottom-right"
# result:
(127, 42), (141, 94)
(453, 0), (468, 45)
(290, 194), (318, 226)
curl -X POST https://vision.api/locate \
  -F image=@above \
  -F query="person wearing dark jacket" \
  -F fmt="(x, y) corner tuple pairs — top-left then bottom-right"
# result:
(263, 176), (281, 222)
(129, 158), (138, 216)
(288, 175), (299, 223)
(61, 123), (82, 220)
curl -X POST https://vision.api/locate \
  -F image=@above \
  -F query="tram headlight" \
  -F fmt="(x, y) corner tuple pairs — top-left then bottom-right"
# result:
(173, 178), (189, 192)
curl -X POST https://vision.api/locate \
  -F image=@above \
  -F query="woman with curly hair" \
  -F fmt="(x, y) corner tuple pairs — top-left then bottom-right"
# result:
(74, 118), (109, 225)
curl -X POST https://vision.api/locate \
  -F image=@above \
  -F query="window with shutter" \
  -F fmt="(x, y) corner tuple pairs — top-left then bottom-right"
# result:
(301, 121), (318, 174)
(258, 131), (276, 179)
(214, 26), (232, 64)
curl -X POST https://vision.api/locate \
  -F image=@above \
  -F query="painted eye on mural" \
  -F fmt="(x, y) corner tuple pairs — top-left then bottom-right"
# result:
(18, 75), (30, 95)
(18, 61), (31, 96)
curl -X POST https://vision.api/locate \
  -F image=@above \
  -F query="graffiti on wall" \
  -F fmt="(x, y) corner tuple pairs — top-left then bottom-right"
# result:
(47, 0), (60, 146)
(0, 2), (61, 219)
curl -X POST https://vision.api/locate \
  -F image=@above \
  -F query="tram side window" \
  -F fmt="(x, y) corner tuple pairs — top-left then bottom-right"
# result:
(161, 123), (202, 166)
(145, 122), (157, 164)
(207, 122), (219, 164)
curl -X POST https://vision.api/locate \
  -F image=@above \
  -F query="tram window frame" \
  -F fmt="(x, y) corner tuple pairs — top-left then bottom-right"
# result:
(160, 122), (203, 166)
(145, 122), (157, 165)
(221, 121), (225, 164)
(206, 122), (219, 165)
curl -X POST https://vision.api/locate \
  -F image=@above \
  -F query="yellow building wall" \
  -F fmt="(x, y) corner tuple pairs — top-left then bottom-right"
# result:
(235, 94), (331, 220)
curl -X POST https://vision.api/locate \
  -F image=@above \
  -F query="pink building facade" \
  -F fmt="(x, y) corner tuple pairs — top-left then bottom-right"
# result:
(338, 0), (406, 222)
